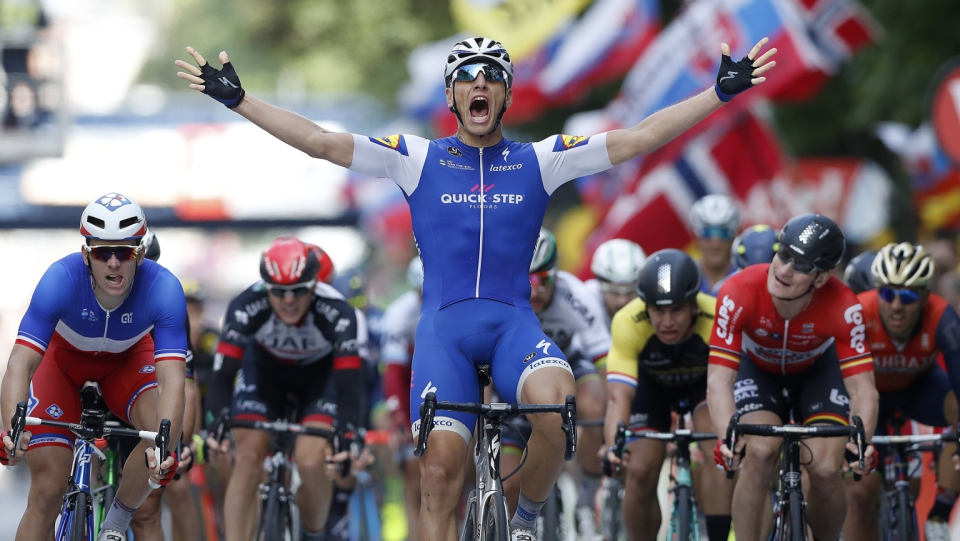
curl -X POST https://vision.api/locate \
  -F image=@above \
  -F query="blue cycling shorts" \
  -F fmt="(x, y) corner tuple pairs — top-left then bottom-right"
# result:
(410, 298), (573, 443)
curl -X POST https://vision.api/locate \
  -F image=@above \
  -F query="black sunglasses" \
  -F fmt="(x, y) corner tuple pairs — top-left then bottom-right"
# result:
(264, 282), (315, 298)
(85, 245), (140, 262)
(776, 246), (817, 274)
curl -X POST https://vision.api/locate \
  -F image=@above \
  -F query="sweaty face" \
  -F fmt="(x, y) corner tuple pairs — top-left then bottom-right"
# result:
(647, 302), (697, 345)
(83, 240), (142, 300)
(767, 253), (819, 299)
(268, 289), (313, 325)
(697, 237), (734, 271)
(446, 69), (511, 138)
(877, 289), (927, 341)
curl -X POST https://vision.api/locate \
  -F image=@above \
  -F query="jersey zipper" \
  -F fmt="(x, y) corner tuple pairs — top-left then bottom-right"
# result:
(781, 319), (789, 375)
(102, 309), (111, 355)
(476, 147), (484, 298)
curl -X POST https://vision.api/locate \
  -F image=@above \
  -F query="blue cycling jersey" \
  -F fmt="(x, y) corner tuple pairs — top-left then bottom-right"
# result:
(350, 133), (612, 310)
(16, 253), (188, 362)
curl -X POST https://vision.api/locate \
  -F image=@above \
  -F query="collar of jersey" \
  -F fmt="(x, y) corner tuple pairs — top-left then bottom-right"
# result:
(446, 136), (512, 156)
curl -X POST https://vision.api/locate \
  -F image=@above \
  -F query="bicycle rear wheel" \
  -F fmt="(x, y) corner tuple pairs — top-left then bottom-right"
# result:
(69, 492), (88, 541)
(481, 493), (510, 541)
(95, 485), (115, 534)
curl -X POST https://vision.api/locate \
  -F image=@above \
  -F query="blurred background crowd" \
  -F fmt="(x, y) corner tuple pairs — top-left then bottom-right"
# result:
(1, 0), (959, 538)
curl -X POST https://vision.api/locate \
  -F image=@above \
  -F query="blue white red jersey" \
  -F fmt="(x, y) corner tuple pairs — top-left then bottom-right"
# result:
(349, 133), (612, 311)
(16, 253), (188, 363)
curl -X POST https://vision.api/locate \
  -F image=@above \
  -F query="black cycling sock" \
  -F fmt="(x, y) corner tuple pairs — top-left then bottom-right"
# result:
(705, 515), (732, 541)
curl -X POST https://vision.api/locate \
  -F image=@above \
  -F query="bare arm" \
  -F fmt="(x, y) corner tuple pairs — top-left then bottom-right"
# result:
(181, 379), (198, 443)
(843, 370), (879, 440)
(155, 360), (186, 446)
(603, 382), (635, 448)
(175, 48), (355, 167)
(605, 39), (777, 166)
(0, 346), (43, 456)
(707, 364), (738, 443)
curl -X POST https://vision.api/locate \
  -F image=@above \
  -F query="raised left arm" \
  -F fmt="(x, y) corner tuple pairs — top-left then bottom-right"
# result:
(843, 370), (879, 440)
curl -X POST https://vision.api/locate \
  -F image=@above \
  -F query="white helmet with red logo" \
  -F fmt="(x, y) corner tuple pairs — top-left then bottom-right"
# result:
(80, 193), (147, 242)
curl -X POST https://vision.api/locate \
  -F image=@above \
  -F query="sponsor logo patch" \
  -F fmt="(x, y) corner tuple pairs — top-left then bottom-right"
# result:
(369, 135), (408, 156)
(46, 404), (63, 419)
(554, 135), (589, 151)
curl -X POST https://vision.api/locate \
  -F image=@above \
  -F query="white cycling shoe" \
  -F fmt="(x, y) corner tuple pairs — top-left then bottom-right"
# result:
(511, 527), (535, 541)
(924, 519), (951, 541)
(97, 530), (126, 541)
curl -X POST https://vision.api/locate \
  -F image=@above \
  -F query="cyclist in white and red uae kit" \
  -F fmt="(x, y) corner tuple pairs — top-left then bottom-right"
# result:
(708, 214), (879, 541)
(178, 34), (777, 541)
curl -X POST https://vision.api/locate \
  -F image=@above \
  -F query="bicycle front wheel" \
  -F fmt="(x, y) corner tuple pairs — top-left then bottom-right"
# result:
(600, 479), (623, 541)
(892, 489), (915, 541)
(671, 485), (693, 541)
(481, 493), (510, 541)
(259, 484), (292, 541)
(788, 490), (805, 541)
(69, 492), (88, 541)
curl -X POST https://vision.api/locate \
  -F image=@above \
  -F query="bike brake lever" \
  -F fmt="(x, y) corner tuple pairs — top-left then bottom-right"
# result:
(725, 412), (741, 480)
(10, 401), (27, 459)
(414, 392), (436, 458)
(562, 395), (577, 461)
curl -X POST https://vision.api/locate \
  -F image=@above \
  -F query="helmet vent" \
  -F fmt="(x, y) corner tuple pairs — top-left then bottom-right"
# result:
(657, 264), (672, 294)
(86, 216), (105, 229)
(798, 223), (822, 245)
(119, 217), (140, 229)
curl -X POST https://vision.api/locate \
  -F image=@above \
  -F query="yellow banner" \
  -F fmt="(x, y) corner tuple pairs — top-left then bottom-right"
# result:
(450, 0), (594, 61)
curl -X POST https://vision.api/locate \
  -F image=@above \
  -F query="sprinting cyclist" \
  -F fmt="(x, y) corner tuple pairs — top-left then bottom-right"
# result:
(522, 228), (609, 537)
(0, 193), (187, 541)
(709, 213), (879, 541)
(585, 238), (646, 329)
(203, 236), (363, 541)
(380, 256), (425, 541)
(602, 249), (733, 541)
(730, 224), (778, 270)
(690, 194), (740, 294)
(176, 34), (777, 540)
(842, 243), (960, 541)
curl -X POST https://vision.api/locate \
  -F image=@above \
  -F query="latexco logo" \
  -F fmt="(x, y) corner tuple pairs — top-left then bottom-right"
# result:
(489, 163), (522, 172)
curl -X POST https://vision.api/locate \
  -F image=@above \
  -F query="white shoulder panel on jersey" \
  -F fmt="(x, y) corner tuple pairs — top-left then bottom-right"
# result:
(532, 132), (612, 196)
(313, 281), (346, 300)
(349, 134), (431, 196)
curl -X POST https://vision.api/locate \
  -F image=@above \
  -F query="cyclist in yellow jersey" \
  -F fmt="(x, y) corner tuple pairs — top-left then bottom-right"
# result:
(603, 249), (734, 541)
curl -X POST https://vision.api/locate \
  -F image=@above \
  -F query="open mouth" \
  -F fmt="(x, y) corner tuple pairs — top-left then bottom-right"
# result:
(105, 274), (123, 286)
(469, 96), (490, 124)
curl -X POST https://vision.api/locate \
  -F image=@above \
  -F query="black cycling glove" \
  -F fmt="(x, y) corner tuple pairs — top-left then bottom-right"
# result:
(199, 61), (245, 109)
(714, 54), (757, 102)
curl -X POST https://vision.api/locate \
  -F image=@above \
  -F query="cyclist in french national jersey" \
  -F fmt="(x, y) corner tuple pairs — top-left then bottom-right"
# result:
(603, 249), (733, 541)
(708, 214), (879, 541)
(523, 229), (609, 534)
(203, 237), (363, 541)
(177, 35), (777, 541)
(585, 239), (646, 330)
(842, 243), (960, 541)
(0, 193), (187, 541)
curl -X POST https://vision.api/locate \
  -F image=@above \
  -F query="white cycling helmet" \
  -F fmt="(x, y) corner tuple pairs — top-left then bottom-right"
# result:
(689, 194), (740, 239)
(591, 239), (646, 284)
(530, 228), (558, 273)
(80, 193), (147, 242)
(872, 242), (935, 288)
(407, 256), (424, 289)
(443, 37), (514, 89)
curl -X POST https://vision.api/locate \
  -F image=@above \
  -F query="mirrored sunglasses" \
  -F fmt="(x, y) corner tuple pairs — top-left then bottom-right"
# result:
(698, 226), (735, 240)
(529, 270), (556, 290)
(454, 63), (508, 84)
(776, 246), (817, 274)
(85, 245), (140, 262)
(265, 281), (316, 298)
(878, 287), (922, 305)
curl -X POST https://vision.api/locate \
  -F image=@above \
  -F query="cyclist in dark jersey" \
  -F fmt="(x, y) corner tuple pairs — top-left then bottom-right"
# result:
(176, 35), (777, 541)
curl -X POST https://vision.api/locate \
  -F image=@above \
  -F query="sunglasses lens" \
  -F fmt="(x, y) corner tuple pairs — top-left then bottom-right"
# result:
(267, 285), (312, 298)
(879, 287), (920, 304)
(700, 226), (734, 240)
(530, 272), (555, 289)
(776, 247), (816, 274)
(90, 246), (137, 261)
(454, 63), (505, 83)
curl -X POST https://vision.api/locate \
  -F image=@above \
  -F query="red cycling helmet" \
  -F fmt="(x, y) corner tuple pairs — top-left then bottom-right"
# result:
(304, 243), (336, 285)
(260, 236), (319, 286)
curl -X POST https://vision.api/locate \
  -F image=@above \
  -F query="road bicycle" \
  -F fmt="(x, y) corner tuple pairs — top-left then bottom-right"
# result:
(7, 385), (169, 541)
(415, 365), (578, 541)
(725, 412), (866, 541)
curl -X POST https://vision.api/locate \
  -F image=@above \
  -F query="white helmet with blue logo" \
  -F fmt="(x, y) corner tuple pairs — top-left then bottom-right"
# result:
(80, 193), (147, 242)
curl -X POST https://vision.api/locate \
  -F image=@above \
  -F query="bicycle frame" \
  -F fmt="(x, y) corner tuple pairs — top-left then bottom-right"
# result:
(54, 438), (104, 541)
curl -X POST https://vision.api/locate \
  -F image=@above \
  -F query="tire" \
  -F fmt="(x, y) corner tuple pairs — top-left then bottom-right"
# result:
(541, 488), (563, 541)
(258, 482), (284, 541)
(788, 490), (804, 541)
(69, 492), (88, 541)
(600, 480), (623, 541)
(673, 485), (692, 541)
(893, 489), (915, 541)
(96, 485), (116, 534)
(460, 490), (479, 541)
(481, 493), (510, 541)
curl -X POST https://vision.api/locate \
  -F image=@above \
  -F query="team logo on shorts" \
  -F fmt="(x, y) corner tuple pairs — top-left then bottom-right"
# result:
(96, 193), (133, 211)
(139, 365), (156, 374)
(46, 404), (63, 419)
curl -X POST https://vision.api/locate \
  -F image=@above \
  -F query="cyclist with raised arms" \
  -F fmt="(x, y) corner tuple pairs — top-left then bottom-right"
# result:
(690, 194), (740, 294)
(585, 238), (646, 329)
(203, 236), (363, 541)
(708, 214), (879, 541)
(602, 249), (733, 541)
(0, 193), (187, 541)
(730, 224), (779, 271)
(176, 35), (777, 541)
(521, 228), (609, 535)
(842, 243), (960, 541)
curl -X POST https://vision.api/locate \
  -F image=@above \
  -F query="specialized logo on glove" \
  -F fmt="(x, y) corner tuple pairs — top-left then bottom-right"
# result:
(200, 61), (245, 109)
(714, 54), (757, 102)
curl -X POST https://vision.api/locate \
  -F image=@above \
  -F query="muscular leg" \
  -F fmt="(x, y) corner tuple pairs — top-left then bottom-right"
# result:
(502, 449), (523, 515)
(16, 446), (73, 541)
(130, 488), (164, 541)
(693, 406), (734, 540)
(418, 430), (469, 541)
(800, 432), (848, 541)
(116, 389), (166, 511)
(518, 367), (577, 503)
(224, 427), (271, 541)
(731, 410), (782, 541)
(164, 474), (202, 541)
(841, 470), (881, 541)
(576, 377), (605, 499)
(621, 437), (666, 541)
(294, 422), (335, 533)
(403, 456), (422, 541)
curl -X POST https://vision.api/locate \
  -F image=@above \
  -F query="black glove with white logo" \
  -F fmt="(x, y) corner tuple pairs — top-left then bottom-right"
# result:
(199, 61), (245, 109)
(714, 54), (757, 102)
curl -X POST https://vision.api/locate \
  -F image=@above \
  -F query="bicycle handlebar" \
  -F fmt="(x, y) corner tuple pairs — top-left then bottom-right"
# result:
(628, 429), (717, 443)
(871, 433), (952, 445)
(23, 416), (160, 441)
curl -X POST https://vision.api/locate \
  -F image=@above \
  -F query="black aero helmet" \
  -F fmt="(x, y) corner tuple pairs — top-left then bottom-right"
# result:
(731, 224), (779, 270)
(843, 250), (878, 294)
(778, 214), (845, 272)
(637, 249), (701, 306)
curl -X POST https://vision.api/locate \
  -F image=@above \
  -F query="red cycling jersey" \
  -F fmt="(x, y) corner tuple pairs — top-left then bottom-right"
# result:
(859, 290), (952, 392)
(709, 264), (874, 377)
